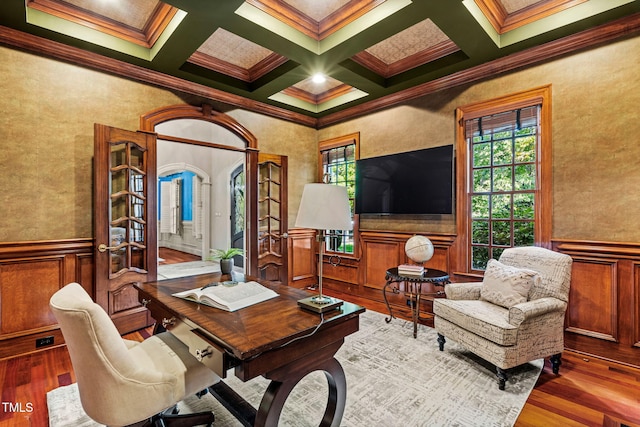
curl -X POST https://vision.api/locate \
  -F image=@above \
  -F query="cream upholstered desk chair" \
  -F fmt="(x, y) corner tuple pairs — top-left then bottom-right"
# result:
(50, 282), (220, 427)
(433, 246), (572, 390)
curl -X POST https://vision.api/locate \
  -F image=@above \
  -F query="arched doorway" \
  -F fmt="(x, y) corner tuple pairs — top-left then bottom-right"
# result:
(140, 104), (259, 277)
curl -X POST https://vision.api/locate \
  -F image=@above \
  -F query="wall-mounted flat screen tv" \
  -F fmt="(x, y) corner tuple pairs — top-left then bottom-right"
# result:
(355, 145), (454, 215)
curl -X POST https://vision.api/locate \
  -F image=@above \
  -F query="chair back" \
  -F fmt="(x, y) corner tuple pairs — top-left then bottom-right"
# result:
(498, 246), (572, 302)
(49, 282), (176, 425)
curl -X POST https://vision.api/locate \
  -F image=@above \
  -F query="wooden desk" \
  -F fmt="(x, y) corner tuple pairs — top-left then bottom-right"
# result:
(135, 273), (365, 427)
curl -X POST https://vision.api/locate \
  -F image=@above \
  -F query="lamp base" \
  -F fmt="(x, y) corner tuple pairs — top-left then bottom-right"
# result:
(297, 295), (343, 313)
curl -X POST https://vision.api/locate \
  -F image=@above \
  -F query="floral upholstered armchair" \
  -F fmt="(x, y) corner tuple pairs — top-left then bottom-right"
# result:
(433, 246), (573, 390)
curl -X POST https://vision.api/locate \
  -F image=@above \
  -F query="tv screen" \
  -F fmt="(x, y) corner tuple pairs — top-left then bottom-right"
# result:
(355, 145), (454, 215)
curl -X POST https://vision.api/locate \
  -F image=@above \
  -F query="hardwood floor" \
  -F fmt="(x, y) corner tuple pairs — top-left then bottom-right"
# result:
(1, 291), (638, 427)
(158, 247), (200, 265)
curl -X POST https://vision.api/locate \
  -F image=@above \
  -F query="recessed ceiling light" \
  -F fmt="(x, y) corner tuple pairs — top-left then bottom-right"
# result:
(312, 73), (326, 84)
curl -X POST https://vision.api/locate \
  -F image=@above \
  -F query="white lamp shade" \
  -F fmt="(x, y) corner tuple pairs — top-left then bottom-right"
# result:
(295, 183), (353, 231)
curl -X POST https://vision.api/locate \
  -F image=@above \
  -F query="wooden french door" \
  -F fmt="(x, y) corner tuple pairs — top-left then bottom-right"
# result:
(94, 124), (156, 333)
(257, 153), (288, 284)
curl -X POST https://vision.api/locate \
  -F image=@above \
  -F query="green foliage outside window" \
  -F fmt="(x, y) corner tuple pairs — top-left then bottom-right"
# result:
(322, 145), (355, 254)
(469, 118), (538, 270)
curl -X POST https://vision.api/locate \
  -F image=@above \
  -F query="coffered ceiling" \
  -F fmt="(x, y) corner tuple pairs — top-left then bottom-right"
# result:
(1, 0), (639, 127)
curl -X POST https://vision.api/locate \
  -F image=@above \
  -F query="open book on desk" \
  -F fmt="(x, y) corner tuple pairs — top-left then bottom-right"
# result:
(172, 281), (278, 312)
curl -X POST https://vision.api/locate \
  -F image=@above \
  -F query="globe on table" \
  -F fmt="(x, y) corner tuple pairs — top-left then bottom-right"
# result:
(405, 235), (434, 263)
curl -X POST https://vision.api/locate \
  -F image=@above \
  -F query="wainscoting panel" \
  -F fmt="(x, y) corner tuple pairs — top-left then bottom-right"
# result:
(0, 257), (62, 335)
(0, 239), (94, 360)
(554, 240), (640, 368)
(288, 228), (316, 289)
(634, 261), (640, 348)
(323, 256), (358, 284)
(362, 239), (402, 290)
(565, 257), (618, 342)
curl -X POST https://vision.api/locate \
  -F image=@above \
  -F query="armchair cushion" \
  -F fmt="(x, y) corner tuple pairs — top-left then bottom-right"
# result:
(432, 299), (518, 346)
(498, 246), (572, 302)
(480, 259), (540, 308)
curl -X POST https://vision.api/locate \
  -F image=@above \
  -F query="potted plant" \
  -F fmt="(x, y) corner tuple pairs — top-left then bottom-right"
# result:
(209, 248), (243, 274)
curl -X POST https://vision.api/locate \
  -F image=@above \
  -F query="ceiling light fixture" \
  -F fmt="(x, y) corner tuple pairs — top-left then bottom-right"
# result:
(312, 73), (326, 84)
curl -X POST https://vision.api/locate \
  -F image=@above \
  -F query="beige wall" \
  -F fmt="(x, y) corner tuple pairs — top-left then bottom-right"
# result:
(318, 34), (640, 242)
(1, 32), (639, 243)
(0, 47), (315, 242)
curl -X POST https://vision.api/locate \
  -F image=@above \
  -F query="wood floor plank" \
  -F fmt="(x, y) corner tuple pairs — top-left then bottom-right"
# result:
(520, 392), (605, 426)
(158, 247), (200, 264)
(515, 402), (595, 427)
(533, 372), (640, 424)
(0, 347), (78, 427)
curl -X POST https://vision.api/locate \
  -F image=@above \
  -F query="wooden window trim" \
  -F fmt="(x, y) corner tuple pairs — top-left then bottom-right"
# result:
(318, 132), (360, 259)
(454, 86), (552, 274)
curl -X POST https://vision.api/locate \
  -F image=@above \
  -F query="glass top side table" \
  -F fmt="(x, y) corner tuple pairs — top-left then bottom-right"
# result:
(383, 267), (450, 338)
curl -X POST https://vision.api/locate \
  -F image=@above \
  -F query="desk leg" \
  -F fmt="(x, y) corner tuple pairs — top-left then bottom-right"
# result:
(382, 280), (395, 323)
(256, 353), (346, 427)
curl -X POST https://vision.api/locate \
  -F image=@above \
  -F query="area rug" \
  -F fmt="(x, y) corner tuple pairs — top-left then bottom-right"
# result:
(47, 310), (542, 426)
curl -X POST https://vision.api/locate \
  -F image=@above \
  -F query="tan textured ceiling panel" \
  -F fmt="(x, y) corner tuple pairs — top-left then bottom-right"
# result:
(282, 0), (354, 21)
(365, 19), (450, 64)
(61, 0), (160, 30)
(499, 0), (546, 14)
(197, 28), (275, 69)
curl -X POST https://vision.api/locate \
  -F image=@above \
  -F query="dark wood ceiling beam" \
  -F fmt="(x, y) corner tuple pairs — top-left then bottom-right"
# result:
(143, 3), (179, 47)
(318, 12), (640, 127)
(318, 0), (386, 40)
(188, 52), (252, 81)
(350, 51), (390, 78)
(187, 52), (288, 83)
(245, 0), (319, 39)
(249, 53), (290, 82)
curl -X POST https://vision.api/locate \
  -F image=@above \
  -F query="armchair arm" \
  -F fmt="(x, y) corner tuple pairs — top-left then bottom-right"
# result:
(508, 297), (567, 326)
(444, 282), (482, 300)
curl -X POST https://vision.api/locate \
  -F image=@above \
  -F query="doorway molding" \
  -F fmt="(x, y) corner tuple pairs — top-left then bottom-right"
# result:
(139, 104), (258, 149)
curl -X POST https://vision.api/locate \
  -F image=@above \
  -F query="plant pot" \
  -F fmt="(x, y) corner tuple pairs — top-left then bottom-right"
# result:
(220, 258), (234, 274)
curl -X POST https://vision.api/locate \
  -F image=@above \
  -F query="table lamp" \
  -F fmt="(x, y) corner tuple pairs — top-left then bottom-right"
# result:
(295, 183), (353, 313)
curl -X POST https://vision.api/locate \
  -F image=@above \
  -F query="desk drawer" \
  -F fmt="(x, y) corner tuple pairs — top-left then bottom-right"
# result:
(142, 298), (228, 377)
(169, 319), (227, 378)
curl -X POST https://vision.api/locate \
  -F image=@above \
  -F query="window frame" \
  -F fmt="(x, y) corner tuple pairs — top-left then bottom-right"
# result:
(318, 132), (360, 258)
(455, 86), (552, 275)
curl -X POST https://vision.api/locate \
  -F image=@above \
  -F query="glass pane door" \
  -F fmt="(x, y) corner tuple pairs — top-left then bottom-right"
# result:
(109, 141), (147, 275)
(257, 156), (287, 282)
